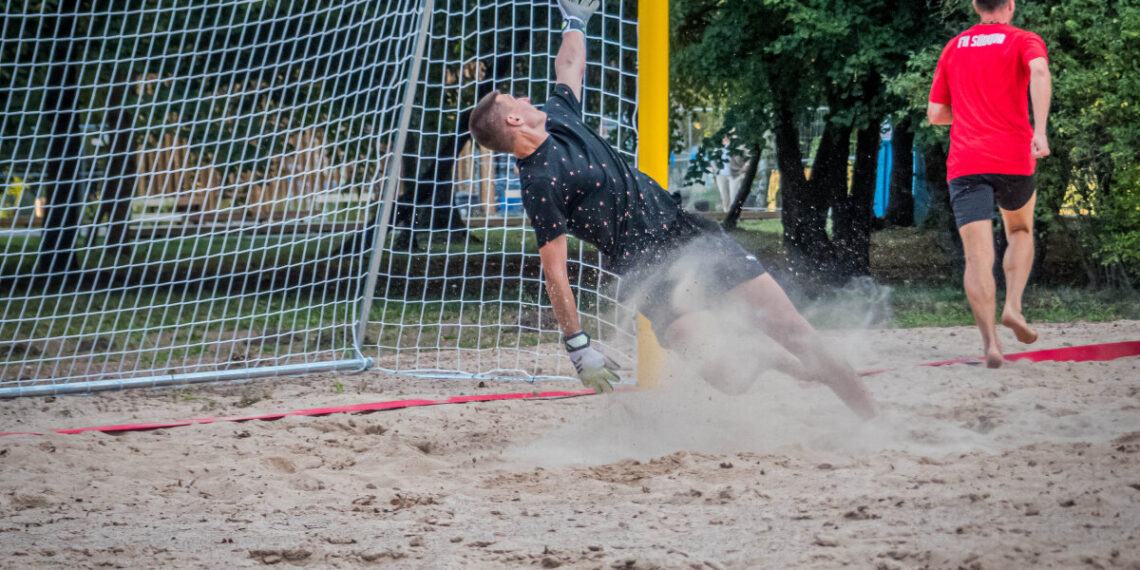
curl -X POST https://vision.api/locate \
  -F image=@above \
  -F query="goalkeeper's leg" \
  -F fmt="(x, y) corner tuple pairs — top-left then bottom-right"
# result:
(726, 274), (877, 419)
(663, 310), (811, 395)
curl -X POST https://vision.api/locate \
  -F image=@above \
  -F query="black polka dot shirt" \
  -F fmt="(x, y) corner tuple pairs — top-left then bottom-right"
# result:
(517, 84), (684, 274)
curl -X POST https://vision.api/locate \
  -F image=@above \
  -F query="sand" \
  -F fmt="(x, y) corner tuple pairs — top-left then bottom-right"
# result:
(1, 320), (1138, 569)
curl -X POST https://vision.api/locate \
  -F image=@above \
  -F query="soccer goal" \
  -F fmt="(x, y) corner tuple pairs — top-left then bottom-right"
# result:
(0, 0), (658, 397)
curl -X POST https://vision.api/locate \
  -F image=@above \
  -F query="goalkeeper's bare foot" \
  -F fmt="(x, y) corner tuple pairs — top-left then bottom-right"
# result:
(813, 363), (877, 420)
(1001, 310), (1038, 344)
(827, 374), (877, 420)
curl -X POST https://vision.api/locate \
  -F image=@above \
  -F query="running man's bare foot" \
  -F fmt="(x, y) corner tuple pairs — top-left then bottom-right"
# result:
(984, 335), (1004, 369)
(1001, 310), (1039, 344)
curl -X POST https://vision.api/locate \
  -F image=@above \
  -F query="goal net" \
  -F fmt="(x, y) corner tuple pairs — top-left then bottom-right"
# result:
(0, 0), (642, 396)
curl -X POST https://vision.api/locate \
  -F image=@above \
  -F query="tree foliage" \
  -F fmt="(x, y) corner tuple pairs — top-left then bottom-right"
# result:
(678, 0), (1140, 287)
(1029, 0), (1140, 284)
(672, 0), (943, 281)
(3, 0), (398, 191)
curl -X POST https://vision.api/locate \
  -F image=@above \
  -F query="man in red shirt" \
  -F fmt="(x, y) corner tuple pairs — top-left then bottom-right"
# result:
(927, 0), (1052, 368)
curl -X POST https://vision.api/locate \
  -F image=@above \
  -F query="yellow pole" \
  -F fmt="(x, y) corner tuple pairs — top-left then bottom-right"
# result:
(636, 1), (669, 389)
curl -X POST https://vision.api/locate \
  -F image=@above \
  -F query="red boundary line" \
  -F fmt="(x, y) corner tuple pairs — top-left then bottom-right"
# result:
(856, 340), (1140, 376)
(3, 341), (1138, 438)
(0, 389), (608, 437)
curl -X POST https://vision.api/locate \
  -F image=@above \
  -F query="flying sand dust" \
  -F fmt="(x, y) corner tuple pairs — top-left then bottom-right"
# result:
(512, 278), (1138, 467)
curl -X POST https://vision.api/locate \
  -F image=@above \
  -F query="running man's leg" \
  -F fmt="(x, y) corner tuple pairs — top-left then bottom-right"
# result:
(959, 219), (1004, 368)
(999, 192), (1038, 344)
(726, 273), (876, 418)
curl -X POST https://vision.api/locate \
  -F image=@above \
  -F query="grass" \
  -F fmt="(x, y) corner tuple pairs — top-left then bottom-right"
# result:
(0, 222), (606, 369)
(0, 284), (619, 375)
(734, 219), (784, 235)
(889, 285), (1140, 328)
(6, 278), (1129, 377)
(0, 234), (347, 277)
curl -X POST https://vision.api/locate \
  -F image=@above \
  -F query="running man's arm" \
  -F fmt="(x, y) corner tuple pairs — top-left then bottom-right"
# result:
(927, 102), (953, 125)
(928, 41), (953, 125)
(555, 26), (587, 101)
(538, 234), (582, 335)
(1028, 57), (1051, 158)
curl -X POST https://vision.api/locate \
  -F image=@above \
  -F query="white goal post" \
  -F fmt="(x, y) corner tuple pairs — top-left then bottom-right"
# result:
(0, 0), (653, 397)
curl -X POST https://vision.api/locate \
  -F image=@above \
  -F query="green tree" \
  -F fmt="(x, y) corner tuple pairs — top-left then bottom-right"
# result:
(1027, 0), (1140, 286)
(672, 0), (943, 281)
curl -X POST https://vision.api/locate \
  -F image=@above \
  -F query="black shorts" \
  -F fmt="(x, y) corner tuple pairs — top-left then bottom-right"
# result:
(948, 173), (1036, 228)
(620, 217), (766, 343)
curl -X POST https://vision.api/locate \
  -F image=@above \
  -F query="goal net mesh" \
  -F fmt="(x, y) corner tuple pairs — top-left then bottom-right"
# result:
(0, 0), (640, 394)
(365, 1), (639, 380)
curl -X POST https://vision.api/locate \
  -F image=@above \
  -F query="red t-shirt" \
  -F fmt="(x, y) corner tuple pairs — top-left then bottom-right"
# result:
(929, 24), (1048, 181)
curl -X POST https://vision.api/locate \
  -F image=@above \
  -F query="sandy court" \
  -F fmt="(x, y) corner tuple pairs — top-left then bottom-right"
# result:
(1, 321), (1139, 569)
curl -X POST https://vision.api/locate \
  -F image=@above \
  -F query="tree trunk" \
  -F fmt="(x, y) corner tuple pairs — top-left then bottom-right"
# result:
(37, 0), (85, 277)
(884, 119), (915, 227)
(427, 154), (473, 242)
(721, 142), (762, 231)
(833, 126), (879, 277)
(802, 118), (851, 277)
(426, 134), (473, 239)
(776, 105), (811, 270)
(392, 154), (428, 251)
(393, 18), (534, 248)
(354, 29), (527, 257)
(98, 71), (137, 256)
(812, 120), (852, 213)
(393, 132), (472, 250)
(778, 104), (850, 279)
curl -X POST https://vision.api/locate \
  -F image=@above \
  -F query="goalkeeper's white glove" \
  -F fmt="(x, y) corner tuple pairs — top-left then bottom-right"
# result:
(556, 0), (600, 34)
(564, 331), (620, 393)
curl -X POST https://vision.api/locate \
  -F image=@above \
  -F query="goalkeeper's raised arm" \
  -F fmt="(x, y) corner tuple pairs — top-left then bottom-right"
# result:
(554, 0), (597, 100)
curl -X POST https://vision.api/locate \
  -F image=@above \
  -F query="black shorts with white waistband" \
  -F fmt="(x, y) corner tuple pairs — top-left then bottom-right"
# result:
(948, 173), (1036, 228)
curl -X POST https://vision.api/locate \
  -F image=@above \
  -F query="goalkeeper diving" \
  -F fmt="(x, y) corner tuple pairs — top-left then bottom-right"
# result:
(469, 0), (877, 419)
